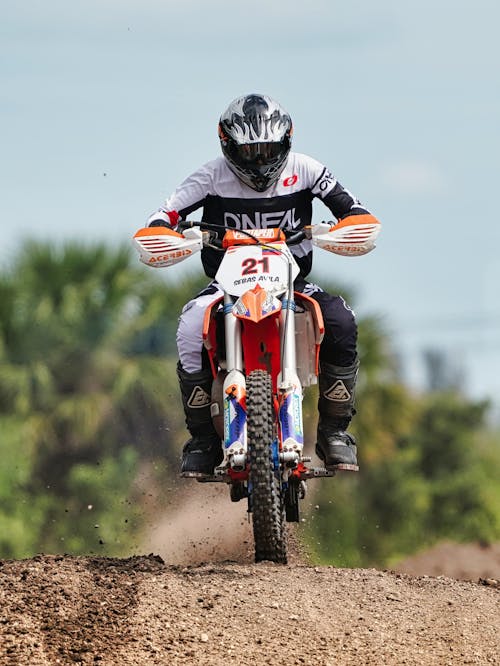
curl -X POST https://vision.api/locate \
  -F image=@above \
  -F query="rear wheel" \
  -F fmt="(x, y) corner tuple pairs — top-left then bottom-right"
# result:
(247, 369), (287, 564)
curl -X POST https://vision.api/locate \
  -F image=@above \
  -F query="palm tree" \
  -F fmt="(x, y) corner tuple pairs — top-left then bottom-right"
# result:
(0, 241), (206, 554)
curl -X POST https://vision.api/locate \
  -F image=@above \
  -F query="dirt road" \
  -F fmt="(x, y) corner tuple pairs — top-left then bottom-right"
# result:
(1, 484), (499, 665)
(1, 552), (499, 666)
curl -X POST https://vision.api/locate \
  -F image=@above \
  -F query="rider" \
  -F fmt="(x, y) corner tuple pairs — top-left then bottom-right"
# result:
(147, 93), (381, 477)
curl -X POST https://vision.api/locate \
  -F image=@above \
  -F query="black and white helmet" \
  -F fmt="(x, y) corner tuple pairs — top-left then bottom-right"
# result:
(218, 94), (293, 192)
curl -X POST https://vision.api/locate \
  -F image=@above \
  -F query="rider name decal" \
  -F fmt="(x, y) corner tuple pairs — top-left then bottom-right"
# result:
(233, 275), (281, 286)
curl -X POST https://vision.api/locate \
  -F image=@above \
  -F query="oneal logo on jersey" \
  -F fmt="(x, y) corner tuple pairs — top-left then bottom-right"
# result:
(224, 209), (301, 230)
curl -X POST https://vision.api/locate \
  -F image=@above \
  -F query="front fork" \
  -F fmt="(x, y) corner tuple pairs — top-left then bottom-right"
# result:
(219, 294), (247, 472)
(218, 291), (305, 474)
(278, 294), (304, 468)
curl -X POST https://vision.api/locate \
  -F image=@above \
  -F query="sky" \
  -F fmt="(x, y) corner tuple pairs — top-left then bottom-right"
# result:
(2, 0), (500, 406)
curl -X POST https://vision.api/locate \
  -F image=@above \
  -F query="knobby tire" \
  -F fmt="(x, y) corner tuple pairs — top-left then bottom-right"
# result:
(247, 369), (287, 564)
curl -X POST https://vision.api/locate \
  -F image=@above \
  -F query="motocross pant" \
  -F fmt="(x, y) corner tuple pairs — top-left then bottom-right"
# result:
(176, 277), (358, 374)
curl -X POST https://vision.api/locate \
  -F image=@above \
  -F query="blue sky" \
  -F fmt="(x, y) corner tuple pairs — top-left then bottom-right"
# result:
(2, 0), (499, 404)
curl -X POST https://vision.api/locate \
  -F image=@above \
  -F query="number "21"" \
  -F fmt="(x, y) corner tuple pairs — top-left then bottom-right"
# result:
(241, 257), (270, 275)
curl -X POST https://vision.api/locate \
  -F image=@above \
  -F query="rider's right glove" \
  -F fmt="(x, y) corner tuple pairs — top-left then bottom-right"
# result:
(147, 210), (180, 228)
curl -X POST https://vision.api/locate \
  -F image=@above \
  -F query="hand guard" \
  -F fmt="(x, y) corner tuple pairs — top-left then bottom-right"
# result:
(311, 214), (381, 257)
(133, 225), (203, 268)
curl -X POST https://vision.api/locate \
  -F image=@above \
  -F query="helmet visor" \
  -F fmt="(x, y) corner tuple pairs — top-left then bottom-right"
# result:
(229, 141), (288, 168)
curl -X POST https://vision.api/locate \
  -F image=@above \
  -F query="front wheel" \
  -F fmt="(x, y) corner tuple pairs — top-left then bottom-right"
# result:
(247, 369), (287, 564)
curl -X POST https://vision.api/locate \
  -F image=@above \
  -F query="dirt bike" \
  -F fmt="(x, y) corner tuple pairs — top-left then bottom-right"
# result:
(133, 217), (379, 563)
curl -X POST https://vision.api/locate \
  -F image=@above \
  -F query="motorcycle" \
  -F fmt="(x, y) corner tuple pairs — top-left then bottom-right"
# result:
(133, 217), (380, 563)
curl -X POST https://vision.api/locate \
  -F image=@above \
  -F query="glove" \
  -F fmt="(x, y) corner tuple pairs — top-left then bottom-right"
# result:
(147, 210), (180, 228)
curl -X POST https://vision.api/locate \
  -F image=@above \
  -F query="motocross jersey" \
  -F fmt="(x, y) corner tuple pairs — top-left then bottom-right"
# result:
(148, 152), (372, 278)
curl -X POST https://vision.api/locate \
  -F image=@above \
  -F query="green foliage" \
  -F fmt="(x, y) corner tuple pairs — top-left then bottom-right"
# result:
(37, 447), (142, 556)
(0, 241), (203, 557)
(307, 384), (500, 568)
(1, 243), (499, 565)
(0, 417), (49, 558)
(410, 394), (499, 545)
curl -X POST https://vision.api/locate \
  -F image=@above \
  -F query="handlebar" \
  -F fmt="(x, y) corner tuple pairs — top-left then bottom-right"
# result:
(177, 220), (310, 248)
(285, 230), (308, 245)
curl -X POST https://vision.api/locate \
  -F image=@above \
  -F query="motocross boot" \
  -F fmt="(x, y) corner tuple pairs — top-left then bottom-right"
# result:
(177, 363), (223, 477)
(315, 359), (359, 469)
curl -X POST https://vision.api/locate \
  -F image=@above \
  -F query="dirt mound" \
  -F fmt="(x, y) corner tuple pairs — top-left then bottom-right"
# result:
(2, 485), (499, 664)
(1, 553), (499, 665)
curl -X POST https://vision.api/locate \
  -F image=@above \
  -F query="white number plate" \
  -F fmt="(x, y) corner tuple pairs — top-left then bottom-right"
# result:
(215, 243), (299, 297)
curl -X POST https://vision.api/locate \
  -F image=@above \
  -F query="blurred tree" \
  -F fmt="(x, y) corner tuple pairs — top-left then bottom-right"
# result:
(0, 242), (206, 555)
(1, 248), (499, 563)
(422, 348), (464, 392)
(305, 322), (500, 567)
(0, 416), (49, 558)
(411, 393), (498, 543)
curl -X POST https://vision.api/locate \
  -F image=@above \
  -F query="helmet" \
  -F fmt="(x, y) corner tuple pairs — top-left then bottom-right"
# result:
(218, 94), (293, 192)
